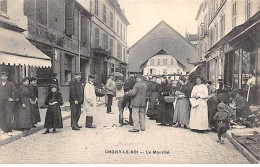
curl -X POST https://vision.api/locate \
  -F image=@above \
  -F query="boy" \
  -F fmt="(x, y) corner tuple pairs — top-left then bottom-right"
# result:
(213, 103), (229, 144)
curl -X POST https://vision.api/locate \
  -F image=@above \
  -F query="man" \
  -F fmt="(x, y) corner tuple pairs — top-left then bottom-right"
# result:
(83, 75), (97, 128)
(0, 72), (18, 136)
(105, 75), (115, 114)
(125, 74), (149, 132)
(69, 72), (84, 131)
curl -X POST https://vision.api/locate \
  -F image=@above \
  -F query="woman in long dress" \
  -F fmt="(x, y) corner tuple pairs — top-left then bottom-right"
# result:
(14, 77), (33, 130)
(146, 76), (160, 120)
(189, 76), (209, 131)
(29, 77), (41, 127)
(173, 76), (191, 129)
(157, 75), (174, 126)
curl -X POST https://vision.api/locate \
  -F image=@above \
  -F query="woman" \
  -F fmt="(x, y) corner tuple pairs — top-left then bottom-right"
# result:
(146, 76), (161, 120)
(14, 77), (33, 131)
(29, 77), (41, 127)
(157, 75), (174, 126)
(247, 72), (256, 105)
(173, 76), (191, 129)
(189, 76), (209, 132)
(43, 84), (63, 134)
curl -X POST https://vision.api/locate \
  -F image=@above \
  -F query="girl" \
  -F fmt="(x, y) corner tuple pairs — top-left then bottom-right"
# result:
(43, 84), (63, 134)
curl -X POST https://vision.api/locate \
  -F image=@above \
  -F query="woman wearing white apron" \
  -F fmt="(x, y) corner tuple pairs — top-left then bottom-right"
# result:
(189, 76), (209, 132)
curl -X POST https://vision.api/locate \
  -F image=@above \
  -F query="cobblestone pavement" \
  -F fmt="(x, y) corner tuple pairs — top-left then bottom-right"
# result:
(0, 99), (250, 164)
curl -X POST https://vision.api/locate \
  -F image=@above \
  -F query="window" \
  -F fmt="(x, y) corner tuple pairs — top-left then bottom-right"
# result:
(120, 24), (122, 37)
(163, 69), (167, 75)
(220, 14), (225, 38)
(150, 59), (154, 66)
(95, 0), (98, 16)
(103, 33), (108, 49)
(90, 0), (92, 12)
(163, 59), (167, 65)
(110, 38), (114, 56)
(157, 59), (161, 65)
(36, 0), (47, 26)
(215, 23), (218, 43)
(65, 0), (75, 36)
(123, 28), (126, 40)
(117, 42), (122, 60)
(110, 12), (114, 29)
(123, 48), (126, 62)
(170, 59), (175, 65)
(103, 4), (106, 23)
(232, 1), (237, 28)
(94, 27), (100, 48)
(0, 0), (7, 13)
(81, 16), (89, 45)
(215, 0), (218, 12)
(245, 0), (251, 21)
(117, 20), (119, 34)
(61, 54), (73, 85)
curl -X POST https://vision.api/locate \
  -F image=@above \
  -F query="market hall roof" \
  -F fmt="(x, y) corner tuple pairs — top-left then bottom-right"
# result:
(0, 27), (51, 67)
(128, 21), (197, 73)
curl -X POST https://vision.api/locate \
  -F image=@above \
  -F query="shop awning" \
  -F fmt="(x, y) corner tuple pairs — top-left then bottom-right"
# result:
(0, 27), (52, 67)
(187, 65), (199, 76)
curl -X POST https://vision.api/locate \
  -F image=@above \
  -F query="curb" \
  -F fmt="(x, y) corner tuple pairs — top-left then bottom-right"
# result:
(226, 133), (260, 164)
(0, 115), (71, 147)
(0, 102), (105, 147)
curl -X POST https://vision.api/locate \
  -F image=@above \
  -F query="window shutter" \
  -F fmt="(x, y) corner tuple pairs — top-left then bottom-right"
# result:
(94, 28), (99, 48)
(65, 0), (75, 36)
(81, 17), (88, 45)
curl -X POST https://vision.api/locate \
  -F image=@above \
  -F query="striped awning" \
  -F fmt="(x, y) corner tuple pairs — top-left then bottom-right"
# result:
(0, 27), (51, 67)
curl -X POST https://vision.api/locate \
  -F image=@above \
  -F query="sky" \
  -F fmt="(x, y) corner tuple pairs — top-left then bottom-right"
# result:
(118, 0), (203, 47)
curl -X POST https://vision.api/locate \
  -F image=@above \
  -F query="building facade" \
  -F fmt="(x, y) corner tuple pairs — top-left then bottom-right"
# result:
(0, 0), (52, 101)
(23, 0), (92, 105)
(78, 0), (130, 85)
(196, 0), (260, 104)
(128, 21), (197, 76)
(143, 50), (184, 77)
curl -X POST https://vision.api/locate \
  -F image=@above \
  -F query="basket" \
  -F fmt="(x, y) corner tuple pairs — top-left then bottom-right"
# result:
(164, 96), (175, 103)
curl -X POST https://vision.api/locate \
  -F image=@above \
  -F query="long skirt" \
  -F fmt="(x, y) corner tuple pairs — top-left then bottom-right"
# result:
(31, 102), (41, 124)
(44, 104), (63, 129)
(173, 98), (190, 126)
(189, 99), (209, 130)
(157, 102), (174, 125)
(147, 92), (159, 118)
(14, 99), (33, 129)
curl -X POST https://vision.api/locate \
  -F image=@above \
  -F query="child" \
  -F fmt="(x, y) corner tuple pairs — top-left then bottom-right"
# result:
(213, 103), (229, 144)
(43, 84), (63, 134)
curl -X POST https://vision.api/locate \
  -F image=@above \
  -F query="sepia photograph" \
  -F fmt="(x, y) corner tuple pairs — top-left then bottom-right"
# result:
(0, 0), (260, 164)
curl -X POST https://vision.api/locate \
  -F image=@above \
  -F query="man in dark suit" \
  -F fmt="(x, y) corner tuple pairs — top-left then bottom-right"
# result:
(125, 74), (149, 132)
(0, 72), (18, 136)
(69, 72), (84, 130)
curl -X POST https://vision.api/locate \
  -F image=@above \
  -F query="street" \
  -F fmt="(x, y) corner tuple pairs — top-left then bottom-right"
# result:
(0, 99), (250, 164)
